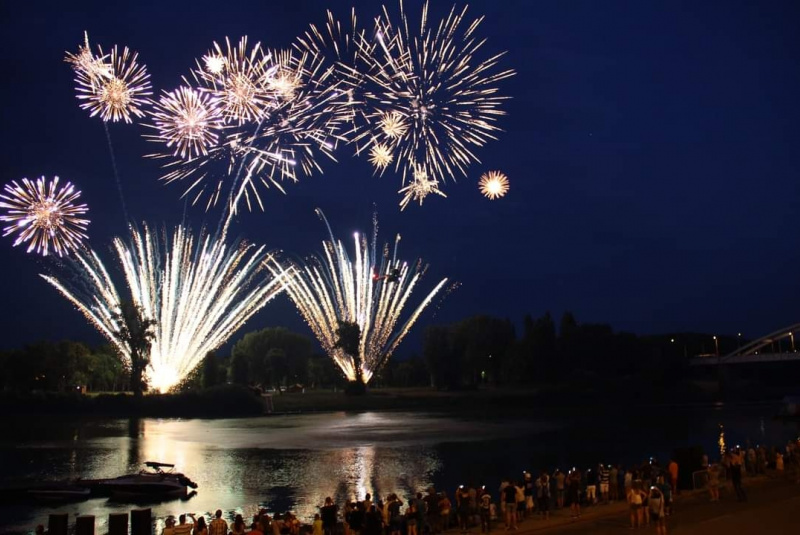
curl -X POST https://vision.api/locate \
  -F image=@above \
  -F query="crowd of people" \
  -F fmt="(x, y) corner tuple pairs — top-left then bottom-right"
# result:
(149, 439), (800, 535)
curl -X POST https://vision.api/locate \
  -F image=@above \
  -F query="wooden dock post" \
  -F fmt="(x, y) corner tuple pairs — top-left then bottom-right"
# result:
(131, 508), (152, 535)
(75, 515), (95, 535)
(108, 512), (128, 535)
(48, 514), (68, 535)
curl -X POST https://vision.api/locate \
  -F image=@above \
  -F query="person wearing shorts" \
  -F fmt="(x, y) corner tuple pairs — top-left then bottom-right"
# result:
(536, 472), (550, 520)
(628, 484), (645, 530)
(503, 482), (517, 530)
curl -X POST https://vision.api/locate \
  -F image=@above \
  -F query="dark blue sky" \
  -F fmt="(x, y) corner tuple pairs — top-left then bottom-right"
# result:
(1, 0), (799, 355)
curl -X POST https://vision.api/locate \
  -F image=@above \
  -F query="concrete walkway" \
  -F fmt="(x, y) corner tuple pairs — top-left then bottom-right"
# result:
(466, 475), (799, 534)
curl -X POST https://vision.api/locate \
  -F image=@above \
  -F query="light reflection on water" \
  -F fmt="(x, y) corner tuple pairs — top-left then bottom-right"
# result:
(1, 405), (795, 534)
(0, 412), (541, 534)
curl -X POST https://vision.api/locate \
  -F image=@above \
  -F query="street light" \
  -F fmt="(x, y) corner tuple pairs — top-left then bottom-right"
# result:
(713, 335), (719, 357)
(737, 332), (742, 350)
(790, 332), (796, 352)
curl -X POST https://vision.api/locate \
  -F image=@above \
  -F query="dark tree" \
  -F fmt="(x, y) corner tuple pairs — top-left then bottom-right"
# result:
(112, 302), (156, 397)
(335, 321), (365, 394)
(202, 351), (221, 389)
(230, 327), (314, 388)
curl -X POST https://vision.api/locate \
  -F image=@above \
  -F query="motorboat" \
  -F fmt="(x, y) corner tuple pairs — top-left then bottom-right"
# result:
(84, 462), (198, 502)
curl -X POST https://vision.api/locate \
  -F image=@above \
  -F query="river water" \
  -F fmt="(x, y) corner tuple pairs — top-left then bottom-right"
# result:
(0, 404), (796, 534)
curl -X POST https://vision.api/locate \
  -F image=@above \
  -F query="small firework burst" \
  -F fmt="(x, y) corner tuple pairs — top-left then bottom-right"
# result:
(355, 0), (515, 184)
(478, 170), (509, 200)
(64, 32), (113, 91)
(369, 143), (393, 171)
(145, 87), (226, 161)
(202, 53), (226, 74)
(75, 45), (152, 123)
(194, 37), (274, 124)
(398, 164), (446, 210)
(0, 176), (89, 256)
(380, 111), (408, 139)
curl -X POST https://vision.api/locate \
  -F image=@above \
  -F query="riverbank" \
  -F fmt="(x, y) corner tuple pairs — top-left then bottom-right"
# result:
(509, 472), (800, 534)
(0, 382), (792, 418)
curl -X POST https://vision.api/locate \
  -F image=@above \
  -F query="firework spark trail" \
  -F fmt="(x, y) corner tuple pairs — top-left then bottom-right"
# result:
(0, 176), (89, 257)
(352, 0), (515, 189)
(147, 39), (353, 213)
(102, 122), (130, 223)
(267, 210), (448, 383)
(41, 223), (289, 393)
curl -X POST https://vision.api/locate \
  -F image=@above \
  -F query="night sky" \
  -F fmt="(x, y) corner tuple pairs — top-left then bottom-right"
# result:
(1, 0), (799, 355)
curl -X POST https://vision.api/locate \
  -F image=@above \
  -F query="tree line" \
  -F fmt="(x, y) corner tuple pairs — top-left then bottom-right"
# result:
(0, 313), (739, 394)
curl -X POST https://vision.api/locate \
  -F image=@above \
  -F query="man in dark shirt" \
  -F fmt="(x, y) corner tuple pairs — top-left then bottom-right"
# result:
(503, 481), (517, 530)
(424, 487), (441, 534)
(321, 497), (338, 535)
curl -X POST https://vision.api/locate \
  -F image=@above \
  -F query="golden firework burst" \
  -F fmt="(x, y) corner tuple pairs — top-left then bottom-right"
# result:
(478, 170), (509, 200)
(369, 143), (393, 171)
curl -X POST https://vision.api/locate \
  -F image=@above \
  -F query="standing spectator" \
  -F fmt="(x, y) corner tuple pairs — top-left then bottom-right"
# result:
(162, 518), (177, 535)
(598, 464), (610, 504)
(567, 469), (581, 521)
(513, 481), (525, 523)
(414, 492), (427, 532)
(585, 468), (597, 505)
(523, 472), (534, 518)
(729, 450), (747, 501)
(349, 502), (365, 535)
(624, 467), (633, 499)
(388, 494), (404, 535)
(405, 500), (418, 535)
(208, 509), (228, 535)
(502, 479), (517, 530)
(667, 459), (679, 496)
(536, 472), (550, 520)
(425, 488), (441, 534)
(193, 517), (208, 535)
(175, 514), (195, 535)
(627, 483), (646, 530)
(609, 465), (619, 502)
(363, 506), (383, 535)
(553, 469), (565, 509)
(707, 461), (720, 502)
(776, 451), (785, 474)
(321, 497), (338, 535)
(439, 492), (452, 531)
(648, 485), (667, 535)
(457, 485), (471, 533)
(312, 515), (323, 535)
(230, 514), (246, 535)
(479, 488), (491, 533)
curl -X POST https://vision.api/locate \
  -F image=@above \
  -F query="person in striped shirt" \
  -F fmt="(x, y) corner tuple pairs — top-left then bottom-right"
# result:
(209, 510), (228, 535)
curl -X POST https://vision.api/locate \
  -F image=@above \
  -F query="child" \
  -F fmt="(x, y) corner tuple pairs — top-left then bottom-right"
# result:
(313, 514), (323, 535)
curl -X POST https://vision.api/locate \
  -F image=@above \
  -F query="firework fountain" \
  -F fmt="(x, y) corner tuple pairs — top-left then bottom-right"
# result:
(268, 210), (450, 384)
(41, 224), (289, 392)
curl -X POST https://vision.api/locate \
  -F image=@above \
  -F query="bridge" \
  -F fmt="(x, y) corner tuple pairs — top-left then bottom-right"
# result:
(689, 323), (800, 366)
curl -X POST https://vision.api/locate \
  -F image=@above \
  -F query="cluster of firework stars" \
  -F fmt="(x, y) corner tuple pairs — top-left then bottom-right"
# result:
(2, 1), (514, 391)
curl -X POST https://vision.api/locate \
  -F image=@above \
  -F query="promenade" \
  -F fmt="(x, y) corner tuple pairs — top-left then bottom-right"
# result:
(498, 475), (799, 534)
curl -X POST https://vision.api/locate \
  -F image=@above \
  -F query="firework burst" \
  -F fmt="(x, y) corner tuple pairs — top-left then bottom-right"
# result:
(267, 210), (449, 384)
(369, 143), (393, 171)
(144, 86), (227, 161)
(71, 43), (152, 123)
(150, 42), (352, 212)
(65, 32), (113, 92)
(0, 176), (89, 257)
(354, 0), (515, 183)
(41, 224), (288, 393)
(398, 164), (446, 210)
(478, 170), (509, 200)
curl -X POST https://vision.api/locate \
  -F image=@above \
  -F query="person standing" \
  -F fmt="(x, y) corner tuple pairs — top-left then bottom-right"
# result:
(567, 469), (581, 521)
(706, 461), (720, 502)
(174, 514), (195, 535)
(321, 497), (338, 535)
(598, 464), (610, 504)
(730, 451), (747, 501)
(553, 469), (565, 509)
(536, 472), (550, 520)
(609, 465), (619, 502)
(585, 468), (597, 505)
(523, 472), (534, 518)
(312, 515), (323, 535)
(479, 488), (491, 533)
(667, 459), (679, 496)
(503, 480), (517, 530)
(648, 486), (667, 535)
(627, 483), (646, 530)
(204, 506), (220, 531)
